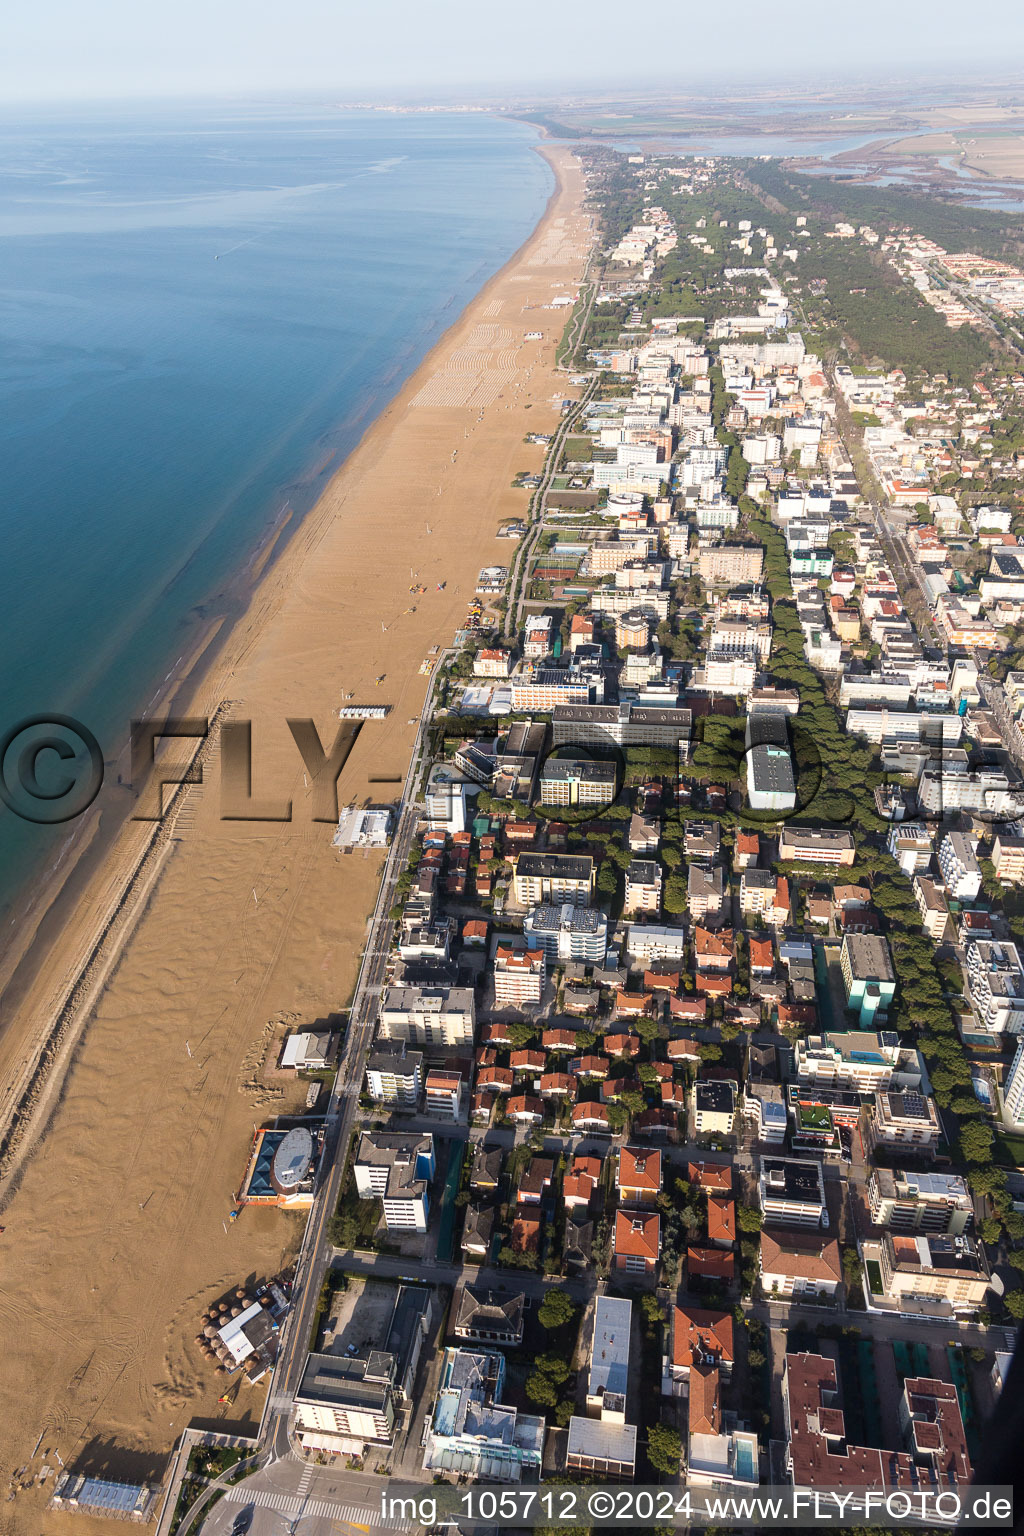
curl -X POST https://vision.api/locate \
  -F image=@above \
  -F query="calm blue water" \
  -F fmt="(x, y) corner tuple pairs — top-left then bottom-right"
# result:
(0, 103), (552, 919)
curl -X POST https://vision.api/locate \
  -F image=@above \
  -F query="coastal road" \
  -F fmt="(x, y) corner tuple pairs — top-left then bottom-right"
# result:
(503, 377), (598, 641)
(257, 653), (451, 1469)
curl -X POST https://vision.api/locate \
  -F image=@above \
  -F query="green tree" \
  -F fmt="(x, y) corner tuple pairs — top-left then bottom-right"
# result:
(538, 1287), (578, 1330)
(525, 1371), (558, 1408)
(647, 1422), (682, 1478)
(1005, 1288), (1024, 1320)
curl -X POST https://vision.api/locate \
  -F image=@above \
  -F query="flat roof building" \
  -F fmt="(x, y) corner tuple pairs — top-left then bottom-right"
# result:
(511, 852), (595, 907)
(377, 985), (475, 1048)
(758, 1155), (827, 1229)
(868, 1167), (973, 1235)
(353, 1132), (435, 1233)
(422, 1348), (545, 1482)
(523, 903), (608, 964)
(366, 1044), (424, 1107)
(840, 935), (896, 1025)
(567, 1297), (637, 1481)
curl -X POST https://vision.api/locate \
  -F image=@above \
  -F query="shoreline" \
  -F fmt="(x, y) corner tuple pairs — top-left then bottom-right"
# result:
(0, 140), (591, 1514)
(0, 138), (564, 1144)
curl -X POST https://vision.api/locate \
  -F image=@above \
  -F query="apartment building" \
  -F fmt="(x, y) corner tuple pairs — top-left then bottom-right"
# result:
(877, 1231), (991, 1315)
(623, 859), (663, 916)
(567, 1297), (637, 1481)
(782, 1353), (921, 1494)
(913, 875), (950, 941)
(511, 853), (595, 907)
(795, 1030), (904, 1094)
(523, 614), (553, 657)
(866, 1090), (941, 1156)
(492, 946), (546, 1008)
(691, 1079), (737, 1136)
(759, 1229), (842, 1298)
(353, 1132), (435, 1233)
(868, 1167), (973, 1235)
(778, 826), (856, 866)
(1004, 1037), (1024, 1126)
(424, 1070), (462, 1121)
(294, 1352), (397, 1449)
(617, 1145), (663, 1205)
(365, 1044), (424, 1107)
(993, 824), (1024, 884)
(697, 545), (765, 587)
(688, 864), (725, 919)
(523, 903), (608, 964)
(422, 1349), (544, 1482)
(747, 743), (797, 812)
(539, 758), (618, 809)
(508, 668), (600, 712)
(965, 940), (1024, 1034)
(551, 702), (692, 750)
(887, 822), (933, 875)
(666, 1305), (734, 1394)
(624, 923), (687, 965)
(758, 1155), (827, 1228)
(377, 986), (475, 1048)
(840, 934), (896, 1025)
(937, 831), (982, 902)
(744, 1083), (788, 1145)
(612, 1209), (662, 1275)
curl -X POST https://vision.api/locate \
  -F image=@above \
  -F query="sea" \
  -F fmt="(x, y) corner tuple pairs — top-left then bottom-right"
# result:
(0, 102), (553, 923)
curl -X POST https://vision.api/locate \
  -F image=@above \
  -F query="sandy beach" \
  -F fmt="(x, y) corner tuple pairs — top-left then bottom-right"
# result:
(0, 142), (590, 1529)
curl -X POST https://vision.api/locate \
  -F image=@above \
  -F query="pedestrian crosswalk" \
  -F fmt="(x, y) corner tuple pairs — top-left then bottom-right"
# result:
(224, 1485), (401, 1529)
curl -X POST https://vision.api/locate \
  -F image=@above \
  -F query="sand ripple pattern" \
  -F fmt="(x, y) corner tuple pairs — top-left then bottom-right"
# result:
(411, 322), (519, 408)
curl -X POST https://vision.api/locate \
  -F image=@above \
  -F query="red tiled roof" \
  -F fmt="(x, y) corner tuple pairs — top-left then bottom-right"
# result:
(749, 937), (775, 970)
(670, 995), (707, 1020)
(476, 1066), (513, 1092)
(688, 1364), (721, 1436)
(760, 1229), (841, 1285)
(510, 1049), (546, 1071)
(644, 969), (680, 992)
(694, 926), (734, 962)
(542, 1027), (578, 1050)
(571, 1102), (611, 1129)
(687, 1246), (735, 1281)
(614, 1208), (661, 1260)
(707, 1196), (736, 1245)
(511, 1211), (541, 1253)
(539, 1072), (574, 1095)
(507, 1094), (542, 1119)
(605, 1033), (641, 1057)
(785, 1353), (925, 1490)
(672, 1305), (734, 1370)
(688, 1160), (733, 1193)
(618, 1145), (662, 1194)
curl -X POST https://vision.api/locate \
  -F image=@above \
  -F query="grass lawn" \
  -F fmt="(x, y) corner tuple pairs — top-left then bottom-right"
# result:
(995, 1133), (1024, 1168)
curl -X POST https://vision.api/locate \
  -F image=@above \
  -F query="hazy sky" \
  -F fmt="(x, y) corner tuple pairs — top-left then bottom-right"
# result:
(5, 0), (1024, 103)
